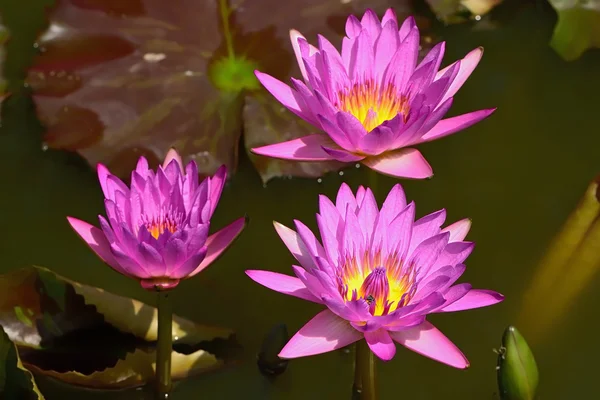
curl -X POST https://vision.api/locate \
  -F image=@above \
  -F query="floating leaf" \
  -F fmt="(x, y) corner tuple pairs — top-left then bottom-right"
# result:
(549, 0), (600, 61)
(26, 347), (219, 390)
(30, 0), (434, 182)
(0, 326), (45, 399)
(0, 266), (233, 389)
(425, 0), (503, 23)
(497, 326), (538, 400)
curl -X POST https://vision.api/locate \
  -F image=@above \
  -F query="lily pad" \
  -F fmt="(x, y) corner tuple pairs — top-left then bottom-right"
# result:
(29, 0), (434, 182)
(0, 266), (233, 389)
(0, 326), (44, 399)
(549, 0), (600, 61)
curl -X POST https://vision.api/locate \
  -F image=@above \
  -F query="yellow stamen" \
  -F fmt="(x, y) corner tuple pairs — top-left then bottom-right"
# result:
(147, 220), (177, 239)
(337, 80), (409, 132)
(340, 253), (413, 316)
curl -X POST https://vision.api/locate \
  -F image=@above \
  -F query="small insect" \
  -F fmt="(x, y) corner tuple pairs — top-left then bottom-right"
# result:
(365, 295), (375, 304)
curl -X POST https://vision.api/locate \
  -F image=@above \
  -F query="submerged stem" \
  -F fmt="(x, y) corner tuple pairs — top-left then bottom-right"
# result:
(353, 340), (377, 400)
(218, 0), (235, 59)
(156, 291), (173, 399)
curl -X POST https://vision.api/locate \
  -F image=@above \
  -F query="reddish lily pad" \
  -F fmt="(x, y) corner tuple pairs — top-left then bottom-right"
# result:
(30, 0), (434, 182)
(0, 266), (233, 389)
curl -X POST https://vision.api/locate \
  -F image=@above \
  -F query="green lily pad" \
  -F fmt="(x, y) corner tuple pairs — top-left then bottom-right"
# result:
(549, 0), (600, 61)
(0, 266), (233, 390)
(0, 326), (44, 399)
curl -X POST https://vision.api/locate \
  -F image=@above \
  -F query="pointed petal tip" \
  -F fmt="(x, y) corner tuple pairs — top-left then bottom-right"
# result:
(290, 29), (305, 40)
(163, 147), (183, 169)
(214, 164), (228, 179)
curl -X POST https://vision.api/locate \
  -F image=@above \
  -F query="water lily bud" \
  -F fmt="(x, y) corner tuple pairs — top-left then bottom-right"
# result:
(257, 323), (289, 377)
(497, 326), (538, 400)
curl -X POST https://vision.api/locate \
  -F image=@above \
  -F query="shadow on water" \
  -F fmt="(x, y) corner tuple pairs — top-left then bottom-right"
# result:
(2, 0), (600, 399)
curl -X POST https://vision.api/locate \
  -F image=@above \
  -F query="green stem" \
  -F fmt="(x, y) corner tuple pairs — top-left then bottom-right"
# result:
(218, 0), (235, 59)
(354, 340), (376, 400)
(155, 291), (173, 399)
(367, 168), (378, 198)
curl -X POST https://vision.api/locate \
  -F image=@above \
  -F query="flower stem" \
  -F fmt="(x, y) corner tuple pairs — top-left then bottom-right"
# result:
(368, 168), (378, 198)
(155, 291), (173, 399)
(354, 340), (377, 400)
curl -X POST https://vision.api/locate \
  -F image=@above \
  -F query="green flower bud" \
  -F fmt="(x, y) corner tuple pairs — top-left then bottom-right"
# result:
(497, 326), (539, 400)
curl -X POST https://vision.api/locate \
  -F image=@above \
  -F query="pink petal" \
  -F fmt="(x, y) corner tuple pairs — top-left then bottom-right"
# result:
(379, 184), (407, 222)
(279, 310), (362, 359)
(375, 19), (400, 80)
(251, 134), (337, 161)
(390, 321), (469, 369)
(440, 289), (504, 312)
(345, 15), (362, 39)
(409, 209), (447, 255)
(274, 222), (317, 270)
(294, 219), (328, 264)
(316, 196), (341, 262)
(97, 163), (111, 199)
(335, 182), (358, 215)
(365, 329), (396, 361)
(436, 47), (483, 105)
(207, 165), (227, 218)
(398, 16), (416, 41)
(97, 164), (129, 201)
(162, 148), (183, 170)
(349, 29), (374, 82)
(381, 9), (398, 26)
(67, 217), (124, 274)
(290, 29), (317, 83)
(322, 146), (364, 162)
(374, 202), (414, 259)
(357, 188), (378, 243)
(188, 217), (246, 276)
(382, 27), (419, 92)
(255, 71), (305, 116)
(245, 270), (321, 303)
(417, 109), (496, 144)
(430, 242), (474, 273)
(360, 9), (382, 43)
(441, 218), (472, 242)
(361, 148), (433, 179)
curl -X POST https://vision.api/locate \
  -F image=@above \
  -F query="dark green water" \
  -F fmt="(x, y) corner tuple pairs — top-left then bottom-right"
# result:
(2, 2), (600, 399)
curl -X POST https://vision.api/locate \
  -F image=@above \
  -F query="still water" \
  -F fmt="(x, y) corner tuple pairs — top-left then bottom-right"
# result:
(1, 2), (600, 399)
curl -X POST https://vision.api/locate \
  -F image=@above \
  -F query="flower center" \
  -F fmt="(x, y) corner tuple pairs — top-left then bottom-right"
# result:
(146, 218), (178, 239)
(337, 80), (409, 132)
(339, 253), (416, 316)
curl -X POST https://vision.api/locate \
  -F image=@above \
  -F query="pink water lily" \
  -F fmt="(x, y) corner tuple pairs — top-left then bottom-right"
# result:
(68, 149), (246, 290)
(246, 183), (503, 365)
(251, 9), (495, 179)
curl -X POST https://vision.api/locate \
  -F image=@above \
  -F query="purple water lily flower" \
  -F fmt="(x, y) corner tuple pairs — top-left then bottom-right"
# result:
(68, 149), (246, 290)
(246, 183), (503, 365)
(251, 9), (495, 179)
